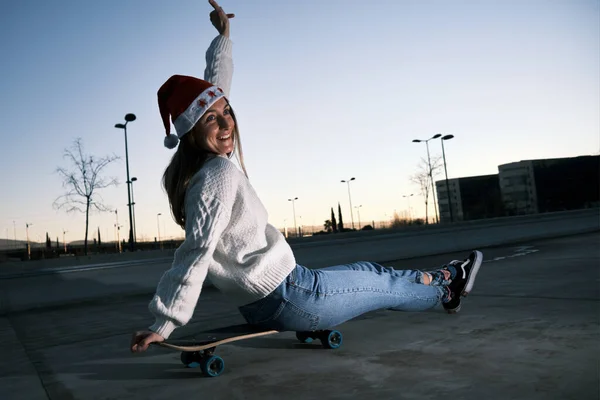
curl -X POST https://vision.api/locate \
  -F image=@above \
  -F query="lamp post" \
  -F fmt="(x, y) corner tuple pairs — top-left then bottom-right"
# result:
(26, 223), (32, 260)
(412, 134), (441, 224)
(439, 134), (455, 223)
(157, 213), (162, 250)
(403, 194), (414, 219)
(341, 177), (356, 229)
(287, 197), (298, 237)
(131, 176), (138, 242)
(62, 229), (68, 253)
(354, 205), (362, 229)
(114, 209), (122, 253)
(114, 113), (137, 251)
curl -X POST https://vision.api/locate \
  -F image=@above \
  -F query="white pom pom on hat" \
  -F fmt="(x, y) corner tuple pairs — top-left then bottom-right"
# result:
(157, 74), (226, 149)
(164, 134), (179, 149)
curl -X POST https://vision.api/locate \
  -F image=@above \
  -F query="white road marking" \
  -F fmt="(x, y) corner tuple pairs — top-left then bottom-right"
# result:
(483, 246), (539, 263)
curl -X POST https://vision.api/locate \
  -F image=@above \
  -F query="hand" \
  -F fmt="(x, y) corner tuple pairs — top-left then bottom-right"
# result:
(209, 0), (234, 37)
(130, 330), (165, 353)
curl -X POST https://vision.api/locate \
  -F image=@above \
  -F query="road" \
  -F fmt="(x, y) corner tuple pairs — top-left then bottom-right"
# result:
(1, 232), (599, 399)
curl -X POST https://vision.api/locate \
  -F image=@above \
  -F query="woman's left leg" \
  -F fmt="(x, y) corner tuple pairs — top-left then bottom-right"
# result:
(318, 261), (450, 286)
(269, 261), (451, 331)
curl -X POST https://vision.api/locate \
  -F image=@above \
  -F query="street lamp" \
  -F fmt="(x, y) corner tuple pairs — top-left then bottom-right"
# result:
(287, 197), (299, 237)
(114, 209), (122, 253)
(354, 205), (362, 229)
(115, 113), (136, 251)
(412, 134), (441, 224)
(62, 229), (68, 253)
(439, 134), (455, 223)
(26, 222), (33, 260)
(131, 176), (138, 242)
(157, 213), (162, 250)
(341, 177), (356, 229)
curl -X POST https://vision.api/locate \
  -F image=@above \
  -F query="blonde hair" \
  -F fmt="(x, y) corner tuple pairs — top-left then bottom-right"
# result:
(162, 106), (247, 229)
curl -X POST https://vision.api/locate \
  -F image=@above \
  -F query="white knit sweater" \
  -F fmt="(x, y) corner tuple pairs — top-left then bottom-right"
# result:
(148, 36), (296, 339)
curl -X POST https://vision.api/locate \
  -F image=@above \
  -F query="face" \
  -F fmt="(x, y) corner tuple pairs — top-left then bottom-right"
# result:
(192, 98), (235, 156)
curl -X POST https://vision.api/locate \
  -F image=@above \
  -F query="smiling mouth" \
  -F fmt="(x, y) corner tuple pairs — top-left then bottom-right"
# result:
(218, 134), (231, 141)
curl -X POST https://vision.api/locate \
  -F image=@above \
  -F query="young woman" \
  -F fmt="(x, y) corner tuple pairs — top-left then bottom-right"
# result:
(131, 0), (483, 353)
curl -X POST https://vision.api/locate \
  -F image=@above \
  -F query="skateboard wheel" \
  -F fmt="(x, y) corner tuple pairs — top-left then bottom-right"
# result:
(200, 355), (225, 377)
(321, 330), (343, 349)
(295, 331), (314, 343)
(180, 351), (201, 368)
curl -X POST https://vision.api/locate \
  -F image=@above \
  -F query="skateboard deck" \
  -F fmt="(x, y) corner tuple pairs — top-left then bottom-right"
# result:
(156, 325), (279, 352)
(153, 323), (343, 377)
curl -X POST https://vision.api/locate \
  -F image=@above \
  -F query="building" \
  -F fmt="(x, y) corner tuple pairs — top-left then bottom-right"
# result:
(498, 155), (599, 215)
(435, 155), (598, 222)
(497, 160), (537, 215)
(435, 174), (504, 223)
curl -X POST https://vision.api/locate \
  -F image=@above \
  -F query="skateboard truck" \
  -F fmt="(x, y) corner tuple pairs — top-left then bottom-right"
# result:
(181, 347), (224, 377)
(295, 330), (343, 349)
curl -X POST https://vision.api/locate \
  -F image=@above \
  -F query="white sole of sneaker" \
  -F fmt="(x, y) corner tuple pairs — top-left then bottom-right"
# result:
(446, 303), (461, 314)
(463, 250), (483, 295)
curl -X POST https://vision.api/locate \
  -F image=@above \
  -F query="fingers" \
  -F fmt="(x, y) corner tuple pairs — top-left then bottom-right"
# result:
(130, 331), (151, 353)
(209, 0), (234, 18)
(139, 335), (152, 352)
(130, 331), (164, 353)
(130, 332), (139, 352)
(130, 332), (142, 353)
(209, 10), (234, 19)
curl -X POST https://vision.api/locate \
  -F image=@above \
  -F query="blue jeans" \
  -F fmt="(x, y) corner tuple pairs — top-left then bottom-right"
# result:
(238, 262), (449, 332)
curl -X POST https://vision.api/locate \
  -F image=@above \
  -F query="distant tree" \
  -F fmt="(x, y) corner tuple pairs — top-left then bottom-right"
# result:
(411, 169), (430, 224)
(410, 156), (443, 224)
(56, 237), (59, 249)
(53, 138), (119, 255)
(337, 202), (344, 231)
(324, 219), (332, 232)
(331, 207), (338, 233)
(391, 210), (404, 228)
(46, 232), (51, 249)
(97, 227), (102, 246)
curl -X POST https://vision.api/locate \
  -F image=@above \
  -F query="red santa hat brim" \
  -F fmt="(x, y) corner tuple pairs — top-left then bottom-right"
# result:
(157, 75), (226, 149)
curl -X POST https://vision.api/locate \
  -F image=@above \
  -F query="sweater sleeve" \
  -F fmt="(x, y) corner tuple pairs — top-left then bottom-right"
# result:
(148, 173), (234, 338)
(204, 35), (233, 97)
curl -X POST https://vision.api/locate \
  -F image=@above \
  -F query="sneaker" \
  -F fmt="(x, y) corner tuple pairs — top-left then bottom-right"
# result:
(442, 250), (483, 314)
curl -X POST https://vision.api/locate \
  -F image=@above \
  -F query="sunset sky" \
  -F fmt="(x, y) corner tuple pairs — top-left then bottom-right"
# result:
(1, 0), (598, 244)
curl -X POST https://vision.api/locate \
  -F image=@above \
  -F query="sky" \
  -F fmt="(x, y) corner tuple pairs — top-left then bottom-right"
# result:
(1, 0), (598, 244)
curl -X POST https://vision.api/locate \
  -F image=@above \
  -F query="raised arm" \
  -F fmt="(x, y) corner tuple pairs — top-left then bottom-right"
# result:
(204, 0), (234, 97)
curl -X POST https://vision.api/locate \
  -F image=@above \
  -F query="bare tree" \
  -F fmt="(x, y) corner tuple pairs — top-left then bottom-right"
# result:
(410, 156), (443, 224)
(53, 138), (120, 255)
(410, 168), (430, 224)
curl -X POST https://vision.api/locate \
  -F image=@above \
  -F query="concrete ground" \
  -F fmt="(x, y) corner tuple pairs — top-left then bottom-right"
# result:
(1, 232), (598, 400)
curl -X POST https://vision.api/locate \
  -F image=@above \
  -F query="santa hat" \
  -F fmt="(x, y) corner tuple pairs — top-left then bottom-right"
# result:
(157, 74), (227, 149)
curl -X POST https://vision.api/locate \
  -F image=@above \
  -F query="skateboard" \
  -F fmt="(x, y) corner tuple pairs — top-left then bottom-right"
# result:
(153, 323), (343, 377)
